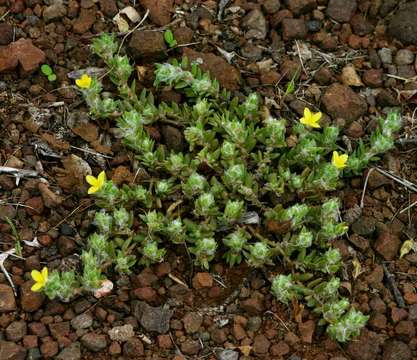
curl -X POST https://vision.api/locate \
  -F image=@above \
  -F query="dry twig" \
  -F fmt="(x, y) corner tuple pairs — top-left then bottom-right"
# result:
(265, 310), (291, 332)
(0, 249), (17, 296)
(168, 273), (189, 288)
(0, 166), (39, 186)
(382, 262), (405, 308)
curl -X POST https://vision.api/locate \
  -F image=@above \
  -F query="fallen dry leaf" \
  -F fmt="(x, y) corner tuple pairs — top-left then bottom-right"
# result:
(352, 257), (364, 279)
(340, 281), (352, 295)
(292, 297), (304, 323)
(294, 41), (312, 62)
(120, 6), (140, 22)
(113, 14), (129, 32)
(111, 165), (134, 185)
(266, 219), (292, 235)
(91, 140), (113, 155)
(113, 6), (140, 32)
(56, 154), (92, 191)
(38, 182), (64, 208)
(72, 122), (99, 143)
(256, 59), (274, 72)
(400, 240), (416, 258)
(41, 132), (70, 151)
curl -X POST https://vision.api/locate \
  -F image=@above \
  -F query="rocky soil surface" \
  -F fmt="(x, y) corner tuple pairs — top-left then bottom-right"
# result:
(1, 0), (417, 359)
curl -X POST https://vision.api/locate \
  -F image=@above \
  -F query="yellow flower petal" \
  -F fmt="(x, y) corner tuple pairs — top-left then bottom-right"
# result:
(310, 120), (321, 129)
(332, 151), (348, 169)
(31, 282), (44, 292)
(97, 171), (106, 186)
(75, 74), (92, 89)
(312, 111), (322, 123)
(31, 270), (43, 283)
(86, 175), (98, 186)
(88, 186), (99, 195)
(304, 107), (311, 119)
(41, 267), (48, 280)
(300, 108), (321, 128)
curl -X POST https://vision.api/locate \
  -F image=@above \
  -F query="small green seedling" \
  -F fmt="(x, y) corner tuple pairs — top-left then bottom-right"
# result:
(285, 78), (296, 95)
(41, 64), (57, 82)
(284, 69), (300, 96)
(164, 29), (177, 48)
(5, 217), (22, 257)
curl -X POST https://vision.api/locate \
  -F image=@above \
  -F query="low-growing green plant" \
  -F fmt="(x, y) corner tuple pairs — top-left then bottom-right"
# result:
(284, 68), (299, 96)
(40, 64), (57, 82)
(31, 33), (402, 342)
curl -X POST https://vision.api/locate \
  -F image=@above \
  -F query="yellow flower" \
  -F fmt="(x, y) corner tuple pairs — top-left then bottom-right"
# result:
(31, 267), (48, 292)
(332, 151), (348, 169)
(300, 108), (322, 128)
(86, 171), (106, 194)
(75, 74), (92, 89)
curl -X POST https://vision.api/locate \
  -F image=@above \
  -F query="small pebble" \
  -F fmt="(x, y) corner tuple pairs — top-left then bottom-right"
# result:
(378, 48), (393, 64)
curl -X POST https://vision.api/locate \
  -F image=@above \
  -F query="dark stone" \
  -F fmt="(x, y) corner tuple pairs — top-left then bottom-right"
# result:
(122, 338), (144, 357)
(60, 223), (75, 236)
(5, 321), (27, 342)
(285, 0), (316, 15)
(263, 0), (281, 14)
(380, 0), (396, 17)
(183, 48), (241, 90)
(0, 24), (13, 45)
(139, 0), (173, 26)
(282, 18), (307, 40)
(376, 89), (400, 107)
(240, 44), (263, 61)
(80, 333), (107, 352)
(132, 301), (173, 334)
(161, 125), (185, 153)
(322, 83), (367, 123)
(186, 6), (213, 30)
(21, 281), (44, 312)
(327, 0), (357, 22)
(346, 329), (382, 360)
(351, 216), (376, 236)
(57, 236), (77, 256)
(382, 340), (412, 360)
(241, 9), (268, 40)
(56, 342), (81, 360)
(0, 284), (16, 312)
(27, 348), (41, 360)
(99, 0), (118, 17)
(351, 14), (373, 36)
(128, 31), (167, 62)
(0, 341), (27, 360)
(181, 339), (200, 355)
(173, 27), (193, 45)
(388, 1), (417, 45)
(307, 20), (321, 32)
